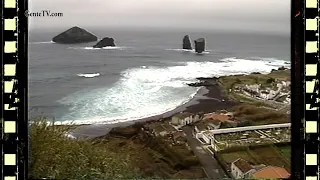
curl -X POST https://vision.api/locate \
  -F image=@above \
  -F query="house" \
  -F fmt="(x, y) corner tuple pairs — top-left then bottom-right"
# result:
(244, 84), (260, 93)
(251, 166), (290, 179)
(171, 112), (201, 126)
(282, 81), (291, 87)
(194, 119), (221, 134)
(231, 158), (256, 179)
(205, 119), (222, 129)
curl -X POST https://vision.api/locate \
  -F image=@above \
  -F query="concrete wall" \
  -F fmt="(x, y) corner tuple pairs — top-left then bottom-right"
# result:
(231, 163), (245, 179)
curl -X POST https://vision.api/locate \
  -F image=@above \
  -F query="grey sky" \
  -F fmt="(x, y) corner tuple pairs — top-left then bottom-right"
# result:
(29, 0), (290, 34)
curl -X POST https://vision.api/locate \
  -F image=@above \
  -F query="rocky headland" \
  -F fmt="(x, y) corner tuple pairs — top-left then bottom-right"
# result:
(52, 26), (97, 44)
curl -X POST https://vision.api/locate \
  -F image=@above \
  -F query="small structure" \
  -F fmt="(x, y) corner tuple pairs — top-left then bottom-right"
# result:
(231, 158), (256, 179)
(171, 112), (201, 126)
(251, 166), (290, 179)
(204, 119), (222, 129)
(282, 81), (291, 87)
(194, 119), (221, 134)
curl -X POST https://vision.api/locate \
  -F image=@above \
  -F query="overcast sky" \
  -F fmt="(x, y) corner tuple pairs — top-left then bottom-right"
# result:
(29, 0), (290, 35)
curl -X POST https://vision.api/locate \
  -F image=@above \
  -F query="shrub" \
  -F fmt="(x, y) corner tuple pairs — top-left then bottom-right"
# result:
(266, 78), (275, 84)
(29, 117), (141, 180)
(182, 156), (200, 167)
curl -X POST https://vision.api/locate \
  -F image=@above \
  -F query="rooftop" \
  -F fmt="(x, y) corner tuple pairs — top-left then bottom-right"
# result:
(204, 114), (230, 122)
(232, 158), (253, 173)
(204, 119), (221, 126)
(173, 112), (194, 119)
(252, 166), (290, 179)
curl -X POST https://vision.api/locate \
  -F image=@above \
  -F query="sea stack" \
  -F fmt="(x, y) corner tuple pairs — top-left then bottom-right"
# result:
(194, 38), (205, 53)
(182, 35), (192, 50)
(52, 26), (97, 44)
(93, 37), (116, 48)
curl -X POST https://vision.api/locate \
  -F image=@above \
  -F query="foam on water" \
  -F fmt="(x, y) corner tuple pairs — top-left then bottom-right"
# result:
(29, 41), (54, 44)
(166, 48), (210, 54)
(58, 57), (289, 125)
(77, 73), (100, 78)
(68, 46), (128, 50)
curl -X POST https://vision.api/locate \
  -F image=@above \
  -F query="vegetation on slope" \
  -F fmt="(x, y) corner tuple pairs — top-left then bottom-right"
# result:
(29, 117), (141, 180)
(29, 117), (205, 179)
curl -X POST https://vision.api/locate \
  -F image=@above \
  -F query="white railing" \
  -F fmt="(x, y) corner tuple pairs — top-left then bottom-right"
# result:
(199, 123), (291, 135)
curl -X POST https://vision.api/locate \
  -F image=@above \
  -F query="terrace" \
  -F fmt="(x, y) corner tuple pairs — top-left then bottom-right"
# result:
(199, 125), (291, 151)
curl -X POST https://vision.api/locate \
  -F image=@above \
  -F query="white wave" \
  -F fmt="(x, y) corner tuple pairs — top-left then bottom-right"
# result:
(68, 46), (128, 50)
(77, 73), (100, 78)
(166, 48), (210, 54)
(29, 41), (54, 44)
(58, 57), (289, 125)
(58, 88), (200, 125)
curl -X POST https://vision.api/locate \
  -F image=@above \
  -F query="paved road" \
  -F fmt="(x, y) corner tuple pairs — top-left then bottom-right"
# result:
(182, 126), (229, 179)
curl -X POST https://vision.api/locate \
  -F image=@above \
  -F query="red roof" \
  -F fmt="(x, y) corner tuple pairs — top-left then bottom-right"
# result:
(204, 114), (230, 121)
(252, 166), (290, 179)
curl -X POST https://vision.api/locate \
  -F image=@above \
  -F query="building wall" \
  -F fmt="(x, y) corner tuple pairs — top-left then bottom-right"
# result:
(244, 169), (256, 179)
(171, 117), (180, 125)
(231, 163), (245, 179)
(194, 126), (200, 133)
(202, 134), (211, 144)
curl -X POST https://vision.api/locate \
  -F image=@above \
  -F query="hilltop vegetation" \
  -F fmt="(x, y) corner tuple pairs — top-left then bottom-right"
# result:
(29, 117), (141, 179)
(29, 117), (205, 179)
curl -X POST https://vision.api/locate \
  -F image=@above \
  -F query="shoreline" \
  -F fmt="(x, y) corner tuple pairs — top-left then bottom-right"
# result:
(69, 80), (236, 138)
(69, 67), (289, 138)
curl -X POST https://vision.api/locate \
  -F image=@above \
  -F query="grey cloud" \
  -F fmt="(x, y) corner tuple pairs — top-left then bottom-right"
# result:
(29, 0), (290, 34)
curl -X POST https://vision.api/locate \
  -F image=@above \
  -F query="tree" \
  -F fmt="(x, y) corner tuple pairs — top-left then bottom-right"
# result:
(266, 78), (275, 84)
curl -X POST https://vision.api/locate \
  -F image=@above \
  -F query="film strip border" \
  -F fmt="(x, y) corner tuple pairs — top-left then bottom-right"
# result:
(1, 0), (28, 179)
(304, 0), (320, 179)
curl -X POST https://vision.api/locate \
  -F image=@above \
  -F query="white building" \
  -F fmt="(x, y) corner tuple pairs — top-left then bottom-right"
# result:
(282, 81), (291, 87)
(231, 158), (256, 179)
(171, 112), (203, 126)
(244, 84), (261, 93)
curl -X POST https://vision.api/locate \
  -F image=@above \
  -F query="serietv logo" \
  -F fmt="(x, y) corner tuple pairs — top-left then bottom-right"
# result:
(24, 10), (63, 17)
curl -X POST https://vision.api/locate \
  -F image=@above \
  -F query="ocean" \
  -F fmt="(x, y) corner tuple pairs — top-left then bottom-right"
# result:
(29, 28), (290, 124)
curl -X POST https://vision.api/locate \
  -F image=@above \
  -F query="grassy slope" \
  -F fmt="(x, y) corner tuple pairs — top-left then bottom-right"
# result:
(29, 117), (142, 179)
(218, 69), (290, 106)
(29, 117), (205, 179)
(218, 69), (290, 125)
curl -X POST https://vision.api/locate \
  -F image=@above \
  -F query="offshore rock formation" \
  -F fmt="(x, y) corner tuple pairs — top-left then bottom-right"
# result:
(182, 35), (192, 50)
(194, 38), (205, 53)
(52, 26), (97, 44)
(93, 37), (116, 48)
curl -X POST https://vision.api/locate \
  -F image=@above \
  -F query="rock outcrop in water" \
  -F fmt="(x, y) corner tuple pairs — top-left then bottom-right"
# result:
(194, 38), (205, 53)
(182, 35), (192, 50)
(93, 37), (116, 48)
(52, 26), (97, 44)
